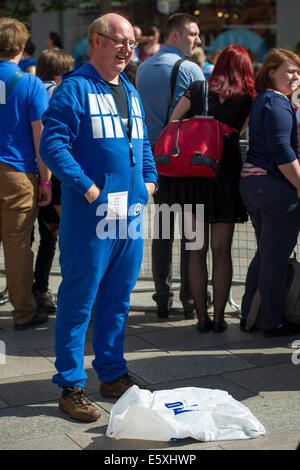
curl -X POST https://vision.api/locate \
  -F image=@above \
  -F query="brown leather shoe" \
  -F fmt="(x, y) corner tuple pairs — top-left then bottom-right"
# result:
(14, 311), (49, 331)
(59, 387), (101, 422)
(100, 372), (152, 398)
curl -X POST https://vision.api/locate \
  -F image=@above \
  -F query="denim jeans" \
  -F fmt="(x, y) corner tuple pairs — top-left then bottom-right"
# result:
(239, 175), (300, 330)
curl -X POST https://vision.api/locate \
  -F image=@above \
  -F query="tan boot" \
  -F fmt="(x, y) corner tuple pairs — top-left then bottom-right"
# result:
(59, 387), (101, 422)
(100, 372), (153, 398)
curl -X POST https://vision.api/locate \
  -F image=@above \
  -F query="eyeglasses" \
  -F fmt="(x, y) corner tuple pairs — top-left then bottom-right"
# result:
(97, 32), (138, 49)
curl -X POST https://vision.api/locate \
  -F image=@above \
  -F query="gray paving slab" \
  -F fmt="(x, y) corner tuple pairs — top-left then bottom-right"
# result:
(126, 347), (255, 384)
(220, 430), (300, 450)
(222, 362), (300, 398)
(0, 349), (56, 380)
(138, 322), (261, 352)
(0, 434), (83, 450)
(225, 337), (297, 367)
(241, 394), (300, 435)
(67, 429), (225, 451)
(1, 256), (300, 451)
(0, 372), (58, 407)
(0, 397), (9, 408)
(0, 399), (110, 446)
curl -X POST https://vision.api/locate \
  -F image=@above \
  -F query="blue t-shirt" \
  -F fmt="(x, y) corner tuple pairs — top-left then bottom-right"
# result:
(19, 57), (37, 72)
(0, 61), (49, 173)
(136, 45), (205, 147)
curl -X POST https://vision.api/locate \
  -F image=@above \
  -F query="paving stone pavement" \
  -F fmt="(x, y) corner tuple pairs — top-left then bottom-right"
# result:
(1, 230), (300, 453)
(1, 273), (300, 453)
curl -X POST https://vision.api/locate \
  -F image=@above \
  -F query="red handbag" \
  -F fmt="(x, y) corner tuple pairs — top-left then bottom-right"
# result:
(153, 117), (237, 178)
(153, 81), (237, 178)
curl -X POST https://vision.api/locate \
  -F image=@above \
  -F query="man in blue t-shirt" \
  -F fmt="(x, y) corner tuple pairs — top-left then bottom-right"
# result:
(18, 39), (37, 74)
(0, 17), (51, 330)
(136, 13), (205, 320)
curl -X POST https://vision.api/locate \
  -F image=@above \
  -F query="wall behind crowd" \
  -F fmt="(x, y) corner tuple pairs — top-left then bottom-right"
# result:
(29, 0), (300, 68)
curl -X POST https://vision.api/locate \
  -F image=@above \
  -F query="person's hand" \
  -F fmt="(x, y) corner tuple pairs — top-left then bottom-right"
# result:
(84, 183), (101, 203)
(38, 185), (52, 206)
(145, 182), (157, 198)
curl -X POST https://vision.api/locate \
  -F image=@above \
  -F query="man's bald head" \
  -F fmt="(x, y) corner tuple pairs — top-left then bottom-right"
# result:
(88, 13), (135, 83)
(88, 13), (133, 47)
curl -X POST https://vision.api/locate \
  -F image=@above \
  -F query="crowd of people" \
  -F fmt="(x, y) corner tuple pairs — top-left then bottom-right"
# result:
(1, 11), (300, 423)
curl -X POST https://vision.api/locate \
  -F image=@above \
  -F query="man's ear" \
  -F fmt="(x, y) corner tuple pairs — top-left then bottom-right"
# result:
(93, 32), (102, 48)
(167, 29), (179, 44)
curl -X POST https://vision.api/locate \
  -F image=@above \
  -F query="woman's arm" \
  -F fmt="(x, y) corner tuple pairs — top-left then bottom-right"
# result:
(240, 116), (249, 135)
(278, 160), (300, 198)
(169, 95), (191, 122)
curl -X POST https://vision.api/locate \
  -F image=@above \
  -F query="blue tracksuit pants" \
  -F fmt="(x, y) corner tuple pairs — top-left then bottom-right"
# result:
(52, 182), (145, 388)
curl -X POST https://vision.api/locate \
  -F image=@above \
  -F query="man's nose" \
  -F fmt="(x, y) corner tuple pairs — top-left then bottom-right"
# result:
(195, 35), (201, 45)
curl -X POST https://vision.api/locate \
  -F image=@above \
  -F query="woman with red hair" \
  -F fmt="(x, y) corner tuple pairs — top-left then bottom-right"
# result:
(170, 45), (256, 333)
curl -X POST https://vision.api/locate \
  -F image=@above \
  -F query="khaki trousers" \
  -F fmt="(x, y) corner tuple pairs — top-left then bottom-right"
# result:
(0, 163), (38, 324)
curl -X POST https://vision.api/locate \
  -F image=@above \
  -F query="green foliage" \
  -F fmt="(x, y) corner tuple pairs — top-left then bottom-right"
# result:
(6, 0), (37, 22)
(41, 0), (79, 12)
(3, 0), (83, 21)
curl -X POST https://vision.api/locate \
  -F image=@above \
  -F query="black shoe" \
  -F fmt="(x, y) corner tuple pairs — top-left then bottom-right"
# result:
(263, 321), (300, 337)
(157, 304), (170, 319)
(33, 288), (57, 313)
(184, 310), (196, 319)
(212, 320), (228, 333)
(240, 318), (257, 332)
(196, 315), (213, 332)
(14, 312), (49, 331)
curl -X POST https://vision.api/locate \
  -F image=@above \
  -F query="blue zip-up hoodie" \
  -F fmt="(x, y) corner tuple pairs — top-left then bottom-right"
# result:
(39, 62), (158, 204)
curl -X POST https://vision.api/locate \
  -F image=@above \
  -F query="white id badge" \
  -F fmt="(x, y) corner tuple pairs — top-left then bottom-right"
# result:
(107, 191), (128, 219)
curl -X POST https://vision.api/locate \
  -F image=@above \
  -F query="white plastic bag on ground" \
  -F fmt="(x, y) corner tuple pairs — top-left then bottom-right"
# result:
(106, 385), (266, 442)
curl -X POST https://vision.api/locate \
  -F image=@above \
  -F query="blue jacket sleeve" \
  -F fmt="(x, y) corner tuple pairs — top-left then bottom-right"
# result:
(39, 79), (94, 195)
(142, 120), (158, 186)
(264, 96), (297, 166)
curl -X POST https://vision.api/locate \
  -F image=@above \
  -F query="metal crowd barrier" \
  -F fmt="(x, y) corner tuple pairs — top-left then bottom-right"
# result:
(0, 220), (292, 314)
(1, 137), (299, 314)
(1, 214), (299, 313)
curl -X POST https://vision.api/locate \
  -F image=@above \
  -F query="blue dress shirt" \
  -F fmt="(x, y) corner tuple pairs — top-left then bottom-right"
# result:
(136, 44), (205, 147)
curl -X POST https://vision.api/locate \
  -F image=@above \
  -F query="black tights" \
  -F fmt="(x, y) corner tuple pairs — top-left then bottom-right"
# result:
(188, 221), (235, 322)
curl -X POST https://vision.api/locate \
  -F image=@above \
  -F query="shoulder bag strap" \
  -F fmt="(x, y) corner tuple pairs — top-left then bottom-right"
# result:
(165, 58), (185, 125)
(0, 69), (24, 107)
(200, 80), (208, 116)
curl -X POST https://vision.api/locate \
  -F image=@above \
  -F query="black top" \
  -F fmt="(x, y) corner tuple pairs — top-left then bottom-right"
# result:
(184, 81), (252, 131)
(106, 80), (129, 137)
(157, 81), (253, 223)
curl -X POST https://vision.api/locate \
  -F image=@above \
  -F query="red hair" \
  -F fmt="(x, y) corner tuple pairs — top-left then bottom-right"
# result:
(208, 45), (256, 100)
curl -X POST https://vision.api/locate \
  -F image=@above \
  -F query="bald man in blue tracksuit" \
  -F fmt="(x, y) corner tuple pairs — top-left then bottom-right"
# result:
(39, 13), (158, 422)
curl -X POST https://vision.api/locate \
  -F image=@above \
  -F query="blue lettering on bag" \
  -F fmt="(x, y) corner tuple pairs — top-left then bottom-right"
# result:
(165, 401), (197, 415)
